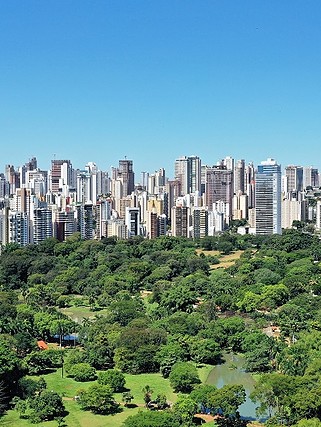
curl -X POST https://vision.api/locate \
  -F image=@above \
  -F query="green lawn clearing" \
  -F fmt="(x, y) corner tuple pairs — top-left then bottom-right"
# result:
(0, 358), (213, 427)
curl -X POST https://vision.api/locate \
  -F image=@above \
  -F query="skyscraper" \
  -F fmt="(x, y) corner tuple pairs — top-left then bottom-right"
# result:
(118, 159), (135, 197)
(174, 156), (201, 195)
(205, 165), (233, 217)
(50, 160), (73, 193)
(192, 208), (208, 239)
(33, 208), (53, 244)
(303, 166), (319, 188)
(285, 165), (303, 193)
(234, 159), (245, 194)
(125, 207), (140, 237)
(171, 205), (189, 237)
(255, 159), (281, 235)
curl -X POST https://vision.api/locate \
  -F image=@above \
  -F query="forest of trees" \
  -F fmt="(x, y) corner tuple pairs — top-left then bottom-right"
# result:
(1, 230), (321, 425)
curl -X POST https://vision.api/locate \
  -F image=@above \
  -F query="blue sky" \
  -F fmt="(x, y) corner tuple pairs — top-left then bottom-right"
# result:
(1, 1), (321, 178)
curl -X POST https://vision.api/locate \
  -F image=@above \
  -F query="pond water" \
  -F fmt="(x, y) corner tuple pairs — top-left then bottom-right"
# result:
(206, 353), (258, 420)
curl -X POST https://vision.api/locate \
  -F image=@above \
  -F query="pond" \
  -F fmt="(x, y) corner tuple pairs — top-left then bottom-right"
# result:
(206, 353), (258, 420)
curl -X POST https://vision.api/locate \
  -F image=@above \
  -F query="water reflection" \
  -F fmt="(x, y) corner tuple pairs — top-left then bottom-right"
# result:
(205, 353), (258, 420)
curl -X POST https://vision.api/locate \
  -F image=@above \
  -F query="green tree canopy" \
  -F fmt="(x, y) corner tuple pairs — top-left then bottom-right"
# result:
(169, 362), (200, 393)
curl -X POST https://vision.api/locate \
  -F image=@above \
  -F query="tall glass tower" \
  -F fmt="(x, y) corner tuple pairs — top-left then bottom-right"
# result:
(255, 159), (282, 235)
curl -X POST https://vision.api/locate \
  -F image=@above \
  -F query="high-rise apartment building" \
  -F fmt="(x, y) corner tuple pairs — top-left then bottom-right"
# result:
(9, 211), (30, 246)
(174, 156), (201, 195)
(33, 208), (53, 244)
(54, 210), (76, 241)
(222, 156), (234, 171)
(50, 160), (73, 193)
(192, 208), (208, 239)
(255, 159), (281, 235)
(303, 167), (319, 188)
(125, 207), (140, 237)
(76, 170), (91, 204)
(118, 159), (135, 197)
(96, 170), (110, 196)
(234, 159), (245, 194)
(5, 165), (20, 195)
(77, 203), (94, 240)
(171, 205), (189, 237)
(282, 198), (306, 229)
(245, 162), (255, 208)
(285, 166), (303, 193)
(205, 166), (233, 216)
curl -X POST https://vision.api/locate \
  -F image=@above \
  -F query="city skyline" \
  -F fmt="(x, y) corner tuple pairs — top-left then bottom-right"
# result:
(1, 2), (321, 175)
(1, 153), (320, 184)
(0, 154), (318, 246)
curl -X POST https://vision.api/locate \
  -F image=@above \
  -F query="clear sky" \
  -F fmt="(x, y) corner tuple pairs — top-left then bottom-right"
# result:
(1, 1), (321, 178)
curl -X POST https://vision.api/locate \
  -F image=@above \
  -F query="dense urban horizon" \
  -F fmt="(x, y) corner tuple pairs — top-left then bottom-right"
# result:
(2, 153), (321, 183)
(0, 153), (320, 247)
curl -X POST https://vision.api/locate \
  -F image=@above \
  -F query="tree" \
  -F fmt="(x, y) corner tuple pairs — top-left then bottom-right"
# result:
(18, 377), (46, 399)
(212, 384), (246, 417)
(169, 362), (200, 393)
(155, 393), (168, 410)
(0, 381), (8, 415)
(78, 383), (119, 414)
(0, 291), (18, 333)
(250, 373), (294, 421)
(67, 363), (96, 382)
(14, 331), (36, 357)
(64, 348), (87, 370)
(109, 295), (145, 326)
(190, 384), (218, 413)
(24, 349), (62, 375)
(142, 385), (153, 407)
(114, 344), (159, 374)
(297, 420), (321, 427)
(0, 337), (22, 398)
(160, 284), (198, 314)
(98, 369), (125, 392)
(253, 268), (281, 285)
(189, 337), (221, 364)
(122, 391), (134, 407)
(173, 394), (198, 424)
(28, 390), (65, 422)
(277, 343), (308, 376)
(155, 341), (187, 378)
(50, 318), (76, 348)
(241, 331), (275, 372)
(217, 241), (234, 255)
(237, 291), (261, 313)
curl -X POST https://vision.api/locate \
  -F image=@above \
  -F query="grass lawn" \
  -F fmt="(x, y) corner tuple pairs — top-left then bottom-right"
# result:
(196, 248), (244, 270)
(211, 250), (244, 269)
(59, 306), (109, 323)
(0, 365), (213, 427)
(0, 400), (142, 427)
(122, 372), (177, 406)
(197, 364), (214, 384)
(2, 366), (210, 427)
